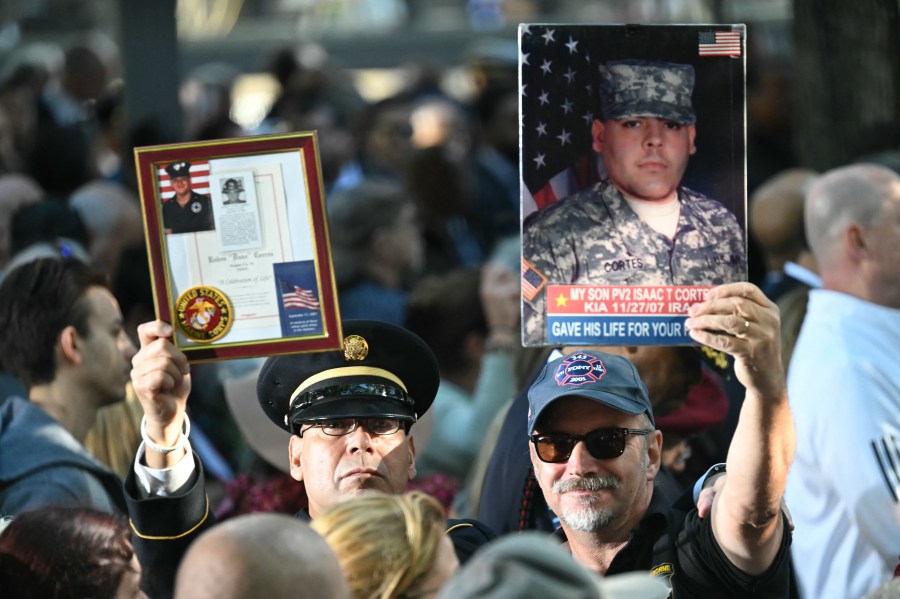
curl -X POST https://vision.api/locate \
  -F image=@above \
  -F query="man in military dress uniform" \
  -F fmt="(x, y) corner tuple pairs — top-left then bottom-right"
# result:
(162, 161), (215, 234)
(522, 59), (746, 344)
(125, 319), (494, 598)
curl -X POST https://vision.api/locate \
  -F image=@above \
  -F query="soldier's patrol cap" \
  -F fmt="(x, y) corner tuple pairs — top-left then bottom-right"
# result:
(165, 161), (191, 179)
(257, 320), (440, 434)
(598, 59), (696, 125)
(527, 350), (654, 434)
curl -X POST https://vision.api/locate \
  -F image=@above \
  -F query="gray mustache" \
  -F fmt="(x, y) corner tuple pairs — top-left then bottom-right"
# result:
(553, 475), (621, 493)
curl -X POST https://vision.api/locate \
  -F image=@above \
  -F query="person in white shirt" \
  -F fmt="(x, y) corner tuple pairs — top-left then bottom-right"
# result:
(786, 163), (900, 599)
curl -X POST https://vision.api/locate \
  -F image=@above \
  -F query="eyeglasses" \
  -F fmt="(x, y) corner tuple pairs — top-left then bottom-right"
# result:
(530, 427), (654, 463)
(297, 417), (405, 438)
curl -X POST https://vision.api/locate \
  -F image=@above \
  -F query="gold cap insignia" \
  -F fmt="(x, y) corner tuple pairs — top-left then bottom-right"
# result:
(343, 334), (369, 361)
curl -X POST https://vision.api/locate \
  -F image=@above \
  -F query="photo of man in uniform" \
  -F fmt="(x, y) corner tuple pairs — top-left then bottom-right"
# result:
(162, 161), (215, 234)
(522, 59), (746, 345)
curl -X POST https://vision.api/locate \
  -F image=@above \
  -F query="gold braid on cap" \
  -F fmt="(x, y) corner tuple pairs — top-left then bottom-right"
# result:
(287, 333), (410, 411)
(289, 366), (408, 406)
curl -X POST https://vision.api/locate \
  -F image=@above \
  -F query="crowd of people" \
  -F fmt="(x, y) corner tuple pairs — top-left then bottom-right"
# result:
(0, 22), (898, 599)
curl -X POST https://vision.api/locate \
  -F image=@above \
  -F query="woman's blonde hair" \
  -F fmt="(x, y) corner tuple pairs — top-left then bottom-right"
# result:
(311, 491), (446, 599)
(84, 384), (144, 479)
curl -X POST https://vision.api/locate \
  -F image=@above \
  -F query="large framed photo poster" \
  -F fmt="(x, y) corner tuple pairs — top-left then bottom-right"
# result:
(520, 24), (747, 346)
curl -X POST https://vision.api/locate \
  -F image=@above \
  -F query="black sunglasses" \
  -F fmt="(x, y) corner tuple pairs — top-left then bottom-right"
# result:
(530, 427), (654, 463)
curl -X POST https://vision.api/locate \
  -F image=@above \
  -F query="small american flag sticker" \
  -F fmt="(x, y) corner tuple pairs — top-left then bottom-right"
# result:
(698, 31), (742, 57)
(279, 280), (320, 311)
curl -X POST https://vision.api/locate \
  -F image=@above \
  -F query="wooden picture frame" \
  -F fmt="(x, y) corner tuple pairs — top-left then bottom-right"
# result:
(134, 131), (341, 362)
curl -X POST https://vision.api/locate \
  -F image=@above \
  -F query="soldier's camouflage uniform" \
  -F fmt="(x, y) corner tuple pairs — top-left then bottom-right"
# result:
(522, 179), (746, 345)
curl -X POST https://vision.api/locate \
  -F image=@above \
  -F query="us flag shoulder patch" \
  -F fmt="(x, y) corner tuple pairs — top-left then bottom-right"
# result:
(522, 258), (547, 301)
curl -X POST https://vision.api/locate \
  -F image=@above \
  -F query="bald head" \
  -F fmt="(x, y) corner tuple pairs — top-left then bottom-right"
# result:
(174, 513), (350, 599)
(805, 164), (898, 260)
(805, 163), (900, 306)
(750, 168), (818, 271)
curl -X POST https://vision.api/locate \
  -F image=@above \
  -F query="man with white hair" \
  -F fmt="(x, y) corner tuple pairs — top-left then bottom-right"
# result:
(785, 163), (900, 599)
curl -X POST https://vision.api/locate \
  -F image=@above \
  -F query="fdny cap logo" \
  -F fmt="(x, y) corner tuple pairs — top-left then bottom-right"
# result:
(175, 285), (232, 342)
(555, 353), (606, 386)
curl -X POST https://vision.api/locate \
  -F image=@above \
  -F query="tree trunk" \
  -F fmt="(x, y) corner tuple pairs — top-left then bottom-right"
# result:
(793, 0), (900, 170)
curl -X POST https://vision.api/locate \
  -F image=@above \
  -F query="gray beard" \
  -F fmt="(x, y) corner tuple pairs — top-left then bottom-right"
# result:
(552, 475), (622, 532)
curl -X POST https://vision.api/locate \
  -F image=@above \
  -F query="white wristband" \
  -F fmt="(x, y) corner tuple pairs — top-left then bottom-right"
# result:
(140, 414), (190, 455)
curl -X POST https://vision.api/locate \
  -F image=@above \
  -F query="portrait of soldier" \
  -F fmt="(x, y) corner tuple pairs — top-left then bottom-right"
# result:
(162, 161), (215, 234)
(522, 59), (747, 345)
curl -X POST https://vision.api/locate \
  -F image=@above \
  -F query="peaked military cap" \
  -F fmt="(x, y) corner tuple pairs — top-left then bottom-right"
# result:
(598, 59), (696, 125)
(165, 161), (192, 179)
(257, 320), (440, 434)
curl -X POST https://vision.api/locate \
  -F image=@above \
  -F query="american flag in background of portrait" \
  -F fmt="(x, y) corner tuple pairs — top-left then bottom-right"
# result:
(156, 160), (211, 199)
(520, 25), (602, 217)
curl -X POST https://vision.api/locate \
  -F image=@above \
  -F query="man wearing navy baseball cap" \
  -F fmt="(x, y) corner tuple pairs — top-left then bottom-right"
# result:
(526, 282), (795, 597)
